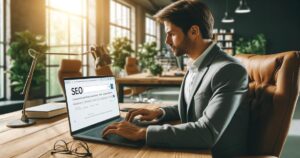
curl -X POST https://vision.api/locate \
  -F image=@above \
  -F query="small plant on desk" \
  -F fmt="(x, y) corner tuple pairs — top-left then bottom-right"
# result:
(149, 64), (163, 76)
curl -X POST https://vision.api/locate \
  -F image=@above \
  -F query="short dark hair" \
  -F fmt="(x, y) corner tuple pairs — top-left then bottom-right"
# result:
(154, 0), (214, 39)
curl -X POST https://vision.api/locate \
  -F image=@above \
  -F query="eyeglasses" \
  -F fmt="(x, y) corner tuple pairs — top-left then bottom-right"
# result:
(40, 139), (92, 157)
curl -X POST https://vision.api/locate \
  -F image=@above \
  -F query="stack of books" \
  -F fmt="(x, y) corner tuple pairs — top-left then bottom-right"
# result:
(25, 102), (67, 118)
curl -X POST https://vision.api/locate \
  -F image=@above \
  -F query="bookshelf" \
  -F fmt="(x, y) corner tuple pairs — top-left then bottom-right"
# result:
(214, 29), (235, 55)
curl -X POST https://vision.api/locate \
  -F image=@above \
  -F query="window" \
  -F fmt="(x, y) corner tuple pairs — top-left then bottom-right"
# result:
(145, 16), (159, 45)
(46, 0), (88, 98)
(0, 0), (5, 100)
(110, 0), (135, 44)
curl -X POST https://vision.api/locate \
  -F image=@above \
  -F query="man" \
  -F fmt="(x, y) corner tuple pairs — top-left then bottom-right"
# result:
(103, 0), (249, 157)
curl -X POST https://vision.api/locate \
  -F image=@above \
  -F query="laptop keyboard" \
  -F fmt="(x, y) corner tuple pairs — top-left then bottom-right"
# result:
(78, 118), (145, 147)
(81, 118), (123, 138)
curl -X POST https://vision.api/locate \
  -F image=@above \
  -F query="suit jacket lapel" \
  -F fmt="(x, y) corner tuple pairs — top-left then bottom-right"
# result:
(186, 45), (220, 115)
(178, 70), (189, 122)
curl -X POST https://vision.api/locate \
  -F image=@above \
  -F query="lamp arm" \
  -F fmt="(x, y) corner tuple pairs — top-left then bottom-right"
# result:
(21, 56), (38, 121)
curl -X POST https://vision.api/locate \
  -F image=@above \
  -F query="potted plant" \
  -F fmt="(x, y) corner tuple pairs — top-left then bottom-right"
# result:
(137, 42), (162, 76)
(149, 64), (163, 76)
(110, 37), (134, 71)
(235, 33), (267, 55)
(7, 30), (48, 100)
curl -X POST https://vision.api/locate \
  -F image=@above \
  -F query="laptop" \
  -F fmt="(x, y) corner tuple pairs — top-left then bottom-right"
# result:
(63, 76), (144, 147)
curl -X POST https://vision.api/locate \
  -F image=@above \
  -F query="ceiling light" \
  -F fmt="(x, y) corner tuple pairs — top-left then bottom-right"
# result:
(235, 0), (251, 13)
(222, 12), (235, 23)
(222, 0), (234, 23)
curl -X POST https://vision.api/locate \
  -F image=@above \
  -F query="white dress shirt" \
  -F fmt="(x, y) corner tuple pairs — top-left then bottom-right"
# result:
(184, 42), (216, 104)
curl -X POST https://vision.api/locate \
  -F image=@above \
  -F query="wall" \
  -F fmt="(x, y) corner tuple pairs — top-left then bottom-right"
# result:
(203, 0), (300, 54)
(10, 0), (45, 37)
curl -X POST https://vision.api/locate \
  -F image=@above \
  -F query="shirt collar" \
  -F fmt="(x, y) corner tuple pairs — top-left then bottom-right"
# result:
(187, 42), (216, 72)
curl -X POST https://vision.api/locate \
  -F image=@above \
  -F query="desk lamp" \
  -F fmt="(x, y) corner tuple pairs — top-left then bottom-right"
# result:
(6, 46), (112, 128)
(7, 49), (41, 127)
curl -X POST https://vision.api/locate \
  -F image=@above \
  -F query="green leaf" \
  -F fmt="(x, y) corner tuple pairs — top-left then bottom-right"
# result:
(7, 30), (48, 93)
(235, 34), (266, 55)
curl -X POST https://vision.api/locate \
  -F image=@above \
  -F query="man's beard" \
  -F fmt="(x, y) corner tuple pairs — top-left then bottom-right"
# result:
(169, 36), (191, 57)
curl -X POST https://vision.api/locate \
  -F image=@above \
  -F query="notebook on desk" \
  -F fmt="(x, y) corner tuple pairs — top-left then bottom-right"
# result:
(63, 76), (144, 147)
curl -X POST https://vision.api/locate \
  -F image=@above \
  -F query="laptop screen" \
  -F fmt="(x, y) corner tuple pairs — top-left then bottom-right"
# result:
(64, 76), (120, 132)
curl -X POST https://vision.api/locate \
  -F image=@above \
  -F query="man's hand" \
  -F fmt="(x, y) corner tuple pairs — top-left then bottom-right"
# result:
(102, 121), (146, 141)
(125, 108), (163, 122)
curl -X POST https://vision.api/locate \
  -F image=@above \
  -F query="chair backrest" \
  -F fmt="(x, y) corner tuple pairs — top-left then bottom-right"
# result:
(125, 57), (139, 75)
(235, 51), (300, 157)
(58, 59), (82, 93)
(95, 65), (113, 76)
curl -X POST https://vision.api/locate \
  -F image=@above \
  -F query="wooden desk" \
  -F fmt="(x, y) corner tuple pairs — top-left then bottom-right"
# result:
(0, 103), (211, 158)
(116, 72), (184, 102)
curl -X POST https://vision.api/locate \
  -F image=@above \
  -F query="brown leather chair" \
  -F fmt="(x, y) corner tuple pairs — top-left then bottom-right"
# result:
(235, 51), (300, 158)
(58, 59), (82, 95)
(95, 65), (113, 76)
(124, 57), (147, 96)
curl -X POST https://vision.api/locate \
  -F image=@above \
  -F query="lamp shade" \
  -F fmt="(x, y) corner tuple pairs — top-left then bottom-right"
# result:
(235, 0), (251, 13)
(222, 12), (234, 23)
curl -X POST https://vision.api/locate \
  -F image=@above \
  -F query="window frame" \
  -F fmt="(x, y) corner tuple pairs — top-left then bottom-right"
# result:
(109, 0), (135, 47)
(0, 0), (7, 101)
(45, 0), (89, 99)
(145, 14), (160, 48)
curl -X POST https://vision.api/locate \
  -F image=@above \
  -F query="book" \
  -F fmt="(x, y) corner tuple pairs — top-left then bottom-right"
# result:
(25, 102), (67, 118)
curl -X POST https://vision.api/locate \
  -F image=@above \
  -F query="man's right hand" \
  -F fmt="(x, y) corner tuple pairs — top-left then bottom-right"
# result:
(125, 108), (163, 122)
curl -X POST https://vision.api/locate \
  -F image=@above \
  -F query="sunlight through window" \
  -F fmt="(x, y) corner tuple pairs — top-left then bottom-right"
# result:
(46, 0), (88, 98)
(0, 0), (5, 99)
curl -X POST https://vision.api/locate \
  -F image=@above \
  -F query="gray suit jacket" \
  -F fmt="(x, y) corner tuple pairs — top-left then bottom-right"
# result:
(146, 45), (249, 158)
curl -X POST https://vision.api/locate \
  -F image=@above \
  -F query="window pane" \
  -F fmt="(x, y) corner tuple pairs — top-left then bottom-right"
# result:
(146, 17), (157, 36)
(0, 68), (3, 98)
(70, 16), (82, 45)
(47, 47), (69, 65)
(69, 46), (82, 54)
(49, 0), (83, 16)
(110, 0), (116, 24)
(124, 30), (130, 38)
(49, 10), (68, 46)
(110, 25), (116, 42)
(81, 0), (87, 17)
(125, 8), (129, 27)
(48, 46), (69, 54)
(69, 55), (81, 61)
(115, 2), (121, 25)
(145, 16), (159, 44)
(145, 35), (156, 43)
(48, 54), (69, 65)
(83, 19), (87, 45)
(0, 0), (2, 41)
(0, 44), (3, 67)
(47, 67), (62, 96)
(121, 5), (126, 27)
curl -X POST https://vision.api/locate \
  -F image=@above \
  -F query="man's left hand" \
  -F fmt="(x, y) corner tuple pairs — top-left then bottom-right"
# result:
(102, 121), (146, 141)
